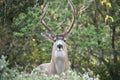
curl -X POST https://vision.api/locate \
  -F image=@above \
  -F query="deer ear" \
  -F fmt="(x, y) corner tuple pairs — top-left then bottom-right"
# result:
(41, 32), (54, 42)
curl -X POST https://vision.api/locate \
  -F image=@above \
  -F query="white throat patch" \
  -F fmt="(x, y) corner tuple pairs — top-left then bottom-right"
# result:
(55, 50), (66, 58)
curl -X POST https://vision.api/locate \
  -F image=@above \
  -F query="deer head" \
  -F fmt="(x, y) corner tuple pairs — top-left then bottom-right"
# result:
(39, 0), (75, 76)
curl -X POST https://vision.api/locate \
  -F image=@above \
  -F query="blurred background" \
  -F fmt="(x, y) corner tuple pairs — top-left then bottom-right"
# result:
(0, 0), (120, 79)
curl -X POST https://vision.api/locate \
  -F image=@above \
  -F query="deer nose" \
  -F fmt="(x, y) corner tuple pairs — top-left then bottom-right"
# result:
(57, 44), (63, 49)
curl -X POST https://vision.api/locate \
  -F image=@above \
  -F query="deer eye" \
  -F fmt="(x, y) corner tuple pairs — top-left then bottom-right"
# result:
(63, 38), (66, 42)
(54, 39), (57, 42)
(54, 37), (57, 42)
(63, 39), (66, 42)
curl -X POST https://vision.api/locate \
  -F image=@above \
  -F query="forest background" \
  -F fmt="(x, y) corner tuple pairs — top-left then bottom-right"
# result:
(0, 0), (120, 80)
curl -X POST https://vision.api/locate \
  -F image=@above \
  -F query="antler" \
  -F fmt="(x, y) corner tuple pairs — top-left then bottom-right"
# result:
(63, 0), (75, 37)
(41, 0), (56, 37)
(41, 0), (75, 38)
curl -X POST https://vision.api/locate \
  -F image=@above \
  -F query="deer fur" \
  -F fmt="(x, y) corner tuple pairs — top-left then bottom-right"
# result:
(39, 0), (75, 76)
(39, 40), (69, 76)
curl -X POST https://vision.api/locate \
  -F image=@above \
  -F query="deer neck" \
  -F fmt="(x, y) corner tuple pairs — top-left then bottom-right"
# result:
(50, 46), (69, 75)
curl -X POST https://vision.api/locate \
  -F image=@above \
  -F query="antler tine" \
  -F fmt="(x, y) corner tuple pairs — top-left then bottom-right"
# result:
(64, 0), (75, 37)
(41, 0), (56, 36)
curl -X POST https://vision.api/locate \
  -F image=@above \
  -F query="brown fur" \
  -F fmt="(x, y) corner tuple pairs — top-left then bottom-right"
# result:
(39, 40), (69, 76)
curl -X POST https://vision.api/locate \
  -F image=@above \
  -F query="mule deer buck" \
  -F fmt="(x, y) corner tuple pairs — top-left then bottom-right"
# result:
(39, 0), (75, 76)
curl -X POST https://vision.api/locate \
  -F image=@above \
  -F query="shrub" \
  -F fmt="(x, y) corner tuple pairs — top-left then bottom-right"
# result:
(0, 55), (99, 80)
(0, 55), (17, 80)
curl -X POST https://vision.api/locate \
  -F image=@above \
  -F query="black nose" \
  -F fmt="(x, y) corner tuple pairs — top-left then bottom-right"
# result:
(57, 44), (63, 49)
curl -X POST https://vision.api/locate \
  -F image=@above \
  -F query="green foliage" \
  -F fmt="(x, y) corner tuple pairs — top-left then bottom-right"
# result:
(0, 56), (99, 80)
(13, 7), (41, 37)
(0, 56), (17, 80)
(0, 0), (120, 80)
